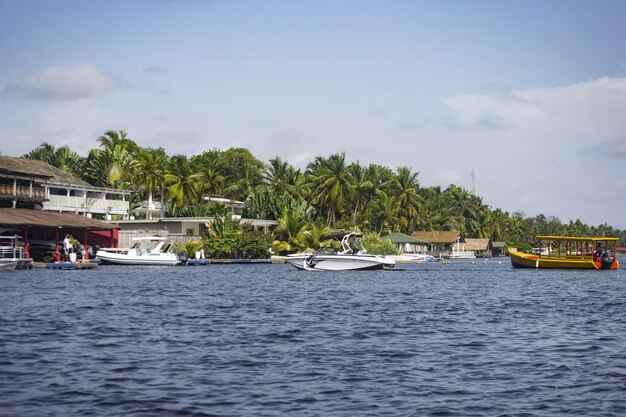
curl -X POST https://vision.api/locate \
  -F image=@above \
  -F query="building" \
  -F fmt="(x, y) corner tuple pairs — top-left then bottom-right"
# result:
(463, 238), (493, 258)
(114, 217), (277, 248)
(412, 230), (464, 255)
(0, 155), (130, 219)
(0, 207), (119, 261)
(133, 196), (245, 220)
(382, 232), (429, 254)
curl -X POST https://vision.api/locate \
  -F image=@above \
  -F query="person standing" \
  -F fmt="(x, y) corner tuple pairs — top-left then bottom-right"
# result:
(63, 234), (72, 262)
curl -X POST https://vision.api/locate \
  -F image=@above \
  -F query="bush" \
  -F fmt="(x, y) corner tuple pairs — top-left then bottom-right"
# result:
(361, 231), (399, 255)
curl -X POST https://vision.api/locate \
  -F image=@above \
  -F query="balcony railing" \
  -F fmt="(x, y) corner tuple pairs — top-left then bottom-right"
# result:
(44, 195), (129, 214)
(0, 185), (46, 200)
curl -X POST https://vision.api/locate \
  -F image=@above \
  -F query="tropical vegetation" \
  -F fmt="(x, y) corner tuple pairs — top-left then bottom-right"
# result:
(21, 132), (626, 256)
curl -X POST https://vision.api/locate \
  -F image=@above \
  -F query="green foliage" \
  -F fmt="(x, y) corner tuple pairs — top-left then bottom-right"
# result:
(21, 135), (626, 248)
(202, 221), (271, 259)
(361, 231), (399, 255)
(173, 240), (203, 258)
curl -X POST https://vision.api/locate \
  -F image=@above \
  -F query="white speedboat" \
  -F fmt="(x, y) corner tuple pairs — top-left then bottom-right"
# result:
(389, 253), (436, 263)
(0, 236), (34, 270)
(286, 232), (395, 271)
(95, 237), (179, 266)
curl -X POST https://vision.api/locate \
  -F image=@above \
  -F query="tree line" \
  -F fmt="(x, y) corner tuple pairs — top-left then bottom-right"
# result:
(22, 130), (626, 251)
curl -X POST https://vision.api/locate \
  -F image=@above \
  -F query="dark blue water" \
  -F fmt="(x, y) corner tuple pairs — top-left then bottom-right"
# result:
(1, 259), (625, 416)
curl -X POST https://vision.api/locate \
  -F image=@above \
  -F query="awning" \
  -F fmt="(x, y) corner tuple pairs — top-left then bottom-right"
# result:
(0, 208), (118, 230)
(382, 232), (429, 244)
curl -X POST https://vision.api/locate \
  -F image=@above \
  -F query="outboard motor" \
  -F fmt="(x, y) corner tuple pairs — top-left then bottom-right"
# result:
(601, 251), (615, 269)
(177, 250), (189, 265)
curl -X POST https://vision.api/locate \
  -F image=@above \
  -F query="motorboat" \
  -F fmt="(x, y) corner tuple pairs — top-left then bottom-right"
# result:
(0, 235), (34, 270)
(508, 236), (619, 269)
(95, 236), (179, 266)
(286, 232), (395, 271)
(389, 253), (436, 263)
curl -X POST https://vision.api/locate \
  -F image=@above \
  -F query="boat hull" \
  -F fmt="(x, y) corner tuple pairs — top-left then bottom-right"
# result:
(0, 258), (34, 270)
(508, 248), (618, 270)
(286, 254), (392, 271)
(96, 252), (178, 266)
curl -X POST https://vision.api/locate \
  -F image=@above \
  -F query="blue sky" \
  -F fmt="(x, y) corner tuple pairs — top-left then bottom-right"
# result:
(1, 0), (626, 228)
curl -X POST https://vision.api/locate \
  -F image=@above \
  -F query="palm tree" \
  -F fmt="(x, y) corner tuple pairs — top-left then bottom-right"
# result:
(97, 130), (139, 155)
(370, 191), (399, 234)
(390, 166), (423, 234)
(164, 154), (202, 214)
(302, 220), (331, 249)
(133, 149), (166, 211)
(307, 153), (353, 226)
(225, 163), (264, 201)
(85, 130), (140, 189)
(198, 158), (225, 200)
(23, 142), (85, 178)
(274, 205), (310, 252)
(265, 156), (290, 196)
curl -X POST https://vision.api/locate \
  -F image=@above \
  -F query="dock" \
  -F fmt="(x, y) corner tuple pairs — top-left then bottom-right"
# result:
(45, 262), (99, 270)
(186, 259), (285, 266)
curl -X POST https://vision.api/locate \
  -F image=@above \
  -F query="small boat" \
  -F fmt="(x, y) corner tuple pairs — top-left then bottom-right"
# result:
(389, 253), (436, 263)
(95, 236), (179, 266)
(508, 236), (619, 269)
(0, 235), (34, 270)
(286, 232), (396, 271)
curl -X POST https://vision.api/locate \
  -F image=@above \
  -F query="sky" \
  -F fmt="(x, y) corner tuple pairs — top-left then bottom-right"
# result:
(1, 0), (626, 228)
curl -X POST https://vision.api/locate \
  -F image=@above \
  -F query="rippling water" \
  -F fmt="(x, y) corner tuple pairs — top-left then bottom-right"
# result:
(1, 259), (625, 416)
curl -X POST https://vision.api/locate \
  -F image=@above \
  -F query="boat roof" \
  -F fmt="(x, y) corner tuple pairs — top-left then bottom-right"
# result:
(536, 235), (619, 242)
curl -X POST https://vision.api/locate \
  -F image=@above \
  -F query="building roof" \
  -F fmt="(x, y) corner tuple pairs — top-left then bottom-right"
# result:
(0, 155), (92, 187)
(0, 208), (118, 230)
(463, 238), (491, 251)
(492, 241), (507, 248)
(382, 232), (429, 244)
(412, 230), (461, 244)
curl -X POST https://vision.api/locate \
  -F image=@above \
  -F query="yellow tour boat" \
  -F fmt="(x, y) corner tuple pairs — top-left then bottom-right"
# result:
(508, 236), (619, 270)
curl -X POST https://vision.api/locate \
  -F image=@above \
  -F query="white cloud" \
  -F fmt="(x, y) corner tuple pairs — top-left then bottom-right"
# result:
(440, 76), (626, 227)
(4, 63), (119, 100)
(591, 135), (626, 159)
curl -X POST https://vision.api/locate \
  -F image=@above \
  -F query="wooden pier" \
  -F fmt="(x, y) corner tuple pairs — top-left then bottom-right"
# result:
(186, 259), (285, 266)
(45, 262), (98, 270)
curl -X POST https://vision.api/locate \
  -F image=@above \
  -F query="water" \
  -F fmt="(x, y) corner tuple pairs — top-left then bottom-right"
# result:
(1, 259), (625, 416)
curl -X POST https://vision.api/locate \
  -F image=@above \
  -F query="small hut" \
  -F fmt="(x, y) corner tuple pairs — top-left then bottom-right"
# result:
(382, 232), (429, 254)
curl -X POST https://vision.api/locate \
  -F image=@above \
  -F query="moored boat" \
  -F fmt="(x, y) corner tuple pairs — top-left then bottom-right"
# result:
(286, 232), (395, 271)
(0, 236), (34, 270)
(508, 236), (619, 269)
(95, 236), (179, 266)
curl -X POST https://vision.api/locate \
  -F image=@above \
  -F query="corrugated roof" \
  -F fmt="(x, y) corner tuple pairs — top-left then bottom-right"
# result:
(412, 230), (461, 243)
(382, 232), (429, 244)
(0, 155), (92, 187)
(0, 208), (118, 230)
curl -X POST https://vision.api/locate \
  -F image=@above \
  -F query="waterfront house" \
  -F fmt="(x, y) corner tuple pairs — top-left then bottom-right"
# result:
(382, 232), (429, 254)
(412, 230), (464, 256)
(0, 155), (130, 219)
(463, 238), (493, 258)
(492, 241), (507, 256)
